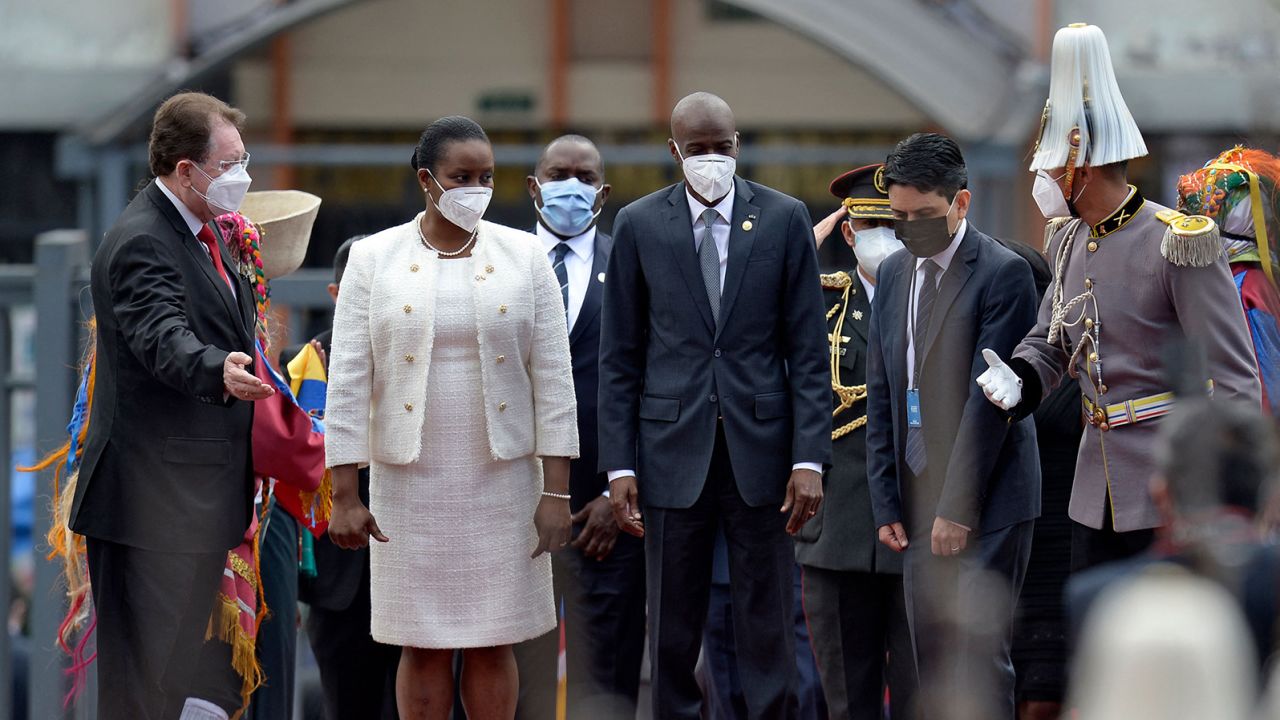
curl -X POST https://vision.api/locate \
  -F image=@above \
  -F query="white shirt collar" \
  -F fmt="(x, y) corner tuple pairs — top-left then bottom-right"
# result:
(915, 218), (967, 273)
(685, 183), (736, 228)
(155, 177), (207, 238)
(536, 222), (596, 261)
(857, 268), (876, 304)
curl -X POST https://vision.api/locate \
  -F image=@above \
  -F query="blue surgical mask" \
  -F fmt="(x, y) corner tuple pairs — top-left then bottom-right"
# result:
(535, 178), (602, 237)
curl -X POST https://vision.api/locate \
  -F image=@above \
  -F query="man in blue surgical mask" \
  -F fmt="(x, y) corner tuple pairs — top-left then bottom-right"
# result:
(515, 135), (646, 720)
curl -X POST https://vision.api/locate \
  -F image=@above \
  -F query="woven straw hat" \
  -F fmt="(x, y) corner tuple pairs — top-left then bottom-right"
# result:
(238, 190), (321, 279)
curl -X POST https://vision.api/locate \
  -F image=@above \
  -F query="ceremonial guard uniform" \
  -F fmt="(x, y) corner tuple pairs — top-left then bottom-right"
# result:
(796, 165), (915, 720)
(989, 24), (1261, 568)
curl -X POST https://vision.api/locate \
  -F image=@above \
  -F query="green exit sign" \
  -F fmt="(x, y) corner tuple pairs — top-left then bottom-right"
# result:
(478, 91), (536, 114)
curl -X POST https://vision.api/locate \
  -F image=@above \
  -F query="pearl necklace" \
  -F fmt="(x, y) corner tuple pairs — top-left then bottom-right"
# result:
(417, 215), (477, 257)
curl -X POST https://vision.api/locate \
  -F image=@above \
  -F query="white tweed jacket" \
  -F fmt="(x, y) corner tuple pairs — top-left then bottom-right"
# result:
(325, 216), (579, 467)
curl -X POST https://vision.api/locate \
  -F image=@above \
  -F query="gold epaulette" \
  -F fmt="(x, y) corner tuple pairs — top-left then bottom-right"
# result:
(820, 271), (853, 290)
(1155, 208), (1222, 268)
(1044, 216), (1073, 250)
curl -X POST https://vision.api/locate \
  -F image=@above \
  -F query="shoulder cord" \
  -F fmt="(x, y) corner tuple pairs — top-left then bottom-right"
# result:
(1047, 218), (1102, 385)
(829, 284), (868, 439)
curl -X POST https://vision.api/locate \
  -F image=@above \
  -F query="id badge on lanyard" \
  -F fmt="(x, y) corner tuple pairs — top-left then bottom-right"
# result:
(907, 388), (922, 428)
(906, 267), (923, 428)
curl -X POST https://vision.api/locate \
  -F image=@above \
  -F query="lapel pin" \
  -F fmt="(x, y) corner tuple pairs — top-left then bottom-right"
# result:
(741, 220), (753, 232)
(597, 272), (606, 283)
(852, 309), (864, 321)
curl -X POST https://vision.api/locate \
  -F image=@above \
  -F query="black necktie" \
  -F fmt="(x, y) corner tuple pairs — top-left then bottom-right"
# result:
(905, 259), (940, 476)
(552, 242), (571, 320)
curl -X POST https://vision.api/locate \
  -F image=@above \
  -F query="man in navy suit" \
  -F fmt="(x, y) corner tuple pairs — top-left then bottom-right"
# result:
(864, 133), (1041, 719)
(599, 92), (831, 719)
(513, 135), (646, 720)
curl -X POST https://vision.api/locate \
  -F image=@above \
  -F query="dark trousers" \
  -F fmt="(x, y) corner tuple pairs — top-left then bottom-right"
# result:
(86, 537), (228, 720)
(701, 560), (826, 720)
(901, 519), (1033, 720)
(306, 563), (400, 720)
(644, 424), (797, 720)
(1069, 499), (1156, 572)
(514, 532), (646, 720)
(801, 566), (916, 720)
(247, 502), (299, 719)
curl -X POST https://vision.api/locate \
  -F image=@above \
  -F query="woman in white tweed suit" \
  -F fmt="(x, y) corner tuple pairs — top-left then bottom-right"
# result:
(325, 116), (579, 720)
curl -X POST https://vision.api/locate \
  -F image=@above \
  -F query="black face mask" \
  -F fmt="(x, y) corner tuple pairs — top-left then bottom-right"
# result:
(895, 199), (957, 258)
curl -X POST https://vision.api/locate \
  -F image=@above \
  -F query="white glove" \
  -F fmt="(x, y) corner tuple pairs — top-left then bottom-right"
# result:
(976, 348), (1022, 411)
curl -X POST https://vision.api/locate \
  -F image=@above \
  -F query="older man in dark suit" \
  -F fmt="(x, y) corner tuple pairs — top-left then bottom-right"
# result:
(514, 135), (646, 720)
(864, 133), (1040, 719)
(797, 164), (916, 720)
(599, 91), (831, 720)
(74, 92), (273, 720)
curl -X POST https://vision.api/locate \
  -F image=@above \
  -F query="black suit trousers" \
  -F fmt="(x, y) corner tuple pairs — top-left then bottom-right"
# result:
(513, 532), (646, 720)
(801, 566), (916, 720)
(86, 538), (227, 720)
(644, 423), (797, 720)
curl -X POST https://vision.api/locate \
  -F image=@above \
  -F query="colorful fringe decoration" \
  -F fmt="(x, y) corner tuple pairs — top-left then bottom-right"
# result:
(215, 211), (270, 349)
(210, 482), (270, 720)
(1177, 147), (1280, 415)
(17, 319), (98, 707)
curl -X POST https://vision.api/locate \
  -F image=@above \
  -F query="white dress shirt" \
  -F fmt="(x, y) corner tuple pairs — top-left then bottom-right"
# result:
(905, 218), (966, 388)
(536, 223), (596, 331)
(156, 178), (236, 300)
(606, 185), (821, 483)
(858, 268), (876, 305)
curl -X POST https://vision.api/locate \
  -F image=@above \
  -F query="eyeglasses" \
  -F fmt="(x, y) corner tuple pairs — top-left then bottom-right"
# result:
(210, 152), (251, 173)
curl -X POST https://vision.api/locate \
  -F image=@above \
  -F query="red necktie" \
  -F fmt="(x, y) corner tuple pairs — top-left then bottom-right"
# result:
(197, 225), (233, 291)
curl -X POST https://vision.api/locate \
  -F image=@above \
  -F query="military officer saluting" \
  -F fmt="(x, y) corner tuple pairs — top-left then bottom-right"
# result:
(798, 163), (917, 720)
(978, 23), (1261, 570)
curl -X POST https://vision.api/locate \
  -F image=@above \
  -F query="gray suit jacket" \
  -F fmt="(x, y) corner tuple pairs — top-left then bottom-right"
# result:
(598, 177), (832, 508)
(866, 225), (1042, 534)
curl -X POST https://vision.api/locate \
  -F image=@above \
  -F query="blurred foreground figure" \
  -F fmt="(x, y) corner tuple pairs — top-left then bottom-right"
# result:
(1071, 571), (1257, 720)
(979, 23), (1261, 571)
(1176, 147), (1280, 415)
(1069, 399), (1280, 679)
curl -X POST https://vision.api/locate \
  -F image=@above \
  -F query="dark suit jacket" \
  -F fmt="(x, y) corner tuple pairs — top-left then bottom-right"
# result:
(865, 224), (1041, 534)
(598, 177), (832, 508)
(795, 273), (901, 573)
(551, 229), (614, 514)
(74, 180), (257, 554)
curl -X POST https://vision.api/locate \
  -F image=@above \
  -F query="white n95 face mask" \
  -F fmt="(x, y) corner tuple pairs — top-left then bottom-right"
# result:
(852, 225), (903, 278)
(1032, 170), (1072, 219)
(194, 162), (252, 214)
(426, 169), (493, 233)
(677, 146), (736, 203)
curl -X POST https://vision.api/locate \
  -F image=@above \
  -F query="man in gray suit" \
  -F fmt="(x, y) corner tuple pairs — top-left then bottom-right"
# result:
(598, 92), (831, 720)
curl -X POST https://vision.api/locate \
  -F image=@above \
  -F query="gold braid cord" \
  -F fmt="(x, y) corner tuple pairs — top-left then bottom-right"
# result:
(827, 278), (868, 440)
